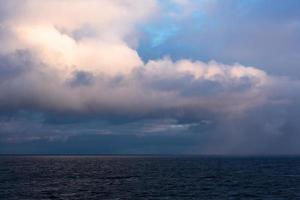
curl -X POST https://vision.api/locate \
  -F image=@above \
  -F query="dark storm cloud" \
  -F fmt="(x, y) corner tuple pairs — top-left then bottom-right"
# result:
(2, 96), (300, 155)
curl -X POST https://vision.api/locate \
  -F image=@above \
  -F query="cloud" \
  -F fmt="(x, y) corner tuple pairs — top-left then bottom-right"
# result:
(140, 0), (300, 78)
(0, 0), (299, 154)
(0, 0), (271, 115)
(0, 51), (271, 115)
(0, 0), (157, 77)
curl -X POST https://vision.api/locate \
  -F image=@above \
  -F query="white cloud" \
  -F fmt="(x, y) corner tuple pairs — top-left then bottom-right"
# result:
(0, 0), (292, 117)
(1, 0), (157, 77)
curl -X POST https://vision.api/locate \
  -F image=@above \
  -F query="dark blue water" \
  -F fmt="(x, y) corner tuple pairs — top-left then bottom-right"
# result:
(1, 156), (300, 199)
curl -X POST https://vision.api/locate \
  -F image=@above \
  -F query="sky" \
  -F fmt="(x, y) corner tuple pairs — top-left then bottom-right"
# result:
(0, 0), (300, 154)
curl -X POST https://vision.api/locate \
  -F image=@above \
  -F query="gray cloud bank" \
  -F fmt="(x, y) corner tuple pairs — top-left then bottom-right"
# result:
(0, 0), (300, 154)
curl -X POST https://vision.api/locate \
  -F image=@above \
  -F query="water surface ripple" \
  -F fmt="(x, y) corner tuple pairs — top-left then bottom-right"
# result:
(0, 156), (300, 199)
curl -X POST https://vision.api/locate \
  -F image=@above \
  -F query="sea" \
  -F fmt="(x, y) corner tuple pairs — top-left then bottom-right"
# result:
(0, 155), (300, 199)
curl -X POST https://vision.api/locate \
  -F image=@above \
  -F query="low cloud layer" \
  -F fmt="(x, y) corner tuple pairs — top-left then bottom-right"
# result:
(0, 0), (300, 154)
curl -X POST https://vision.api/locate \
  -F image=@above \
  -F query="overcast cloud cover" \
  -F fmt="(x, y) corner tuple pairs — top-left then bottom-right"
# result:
(0, 0), (300, 154)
